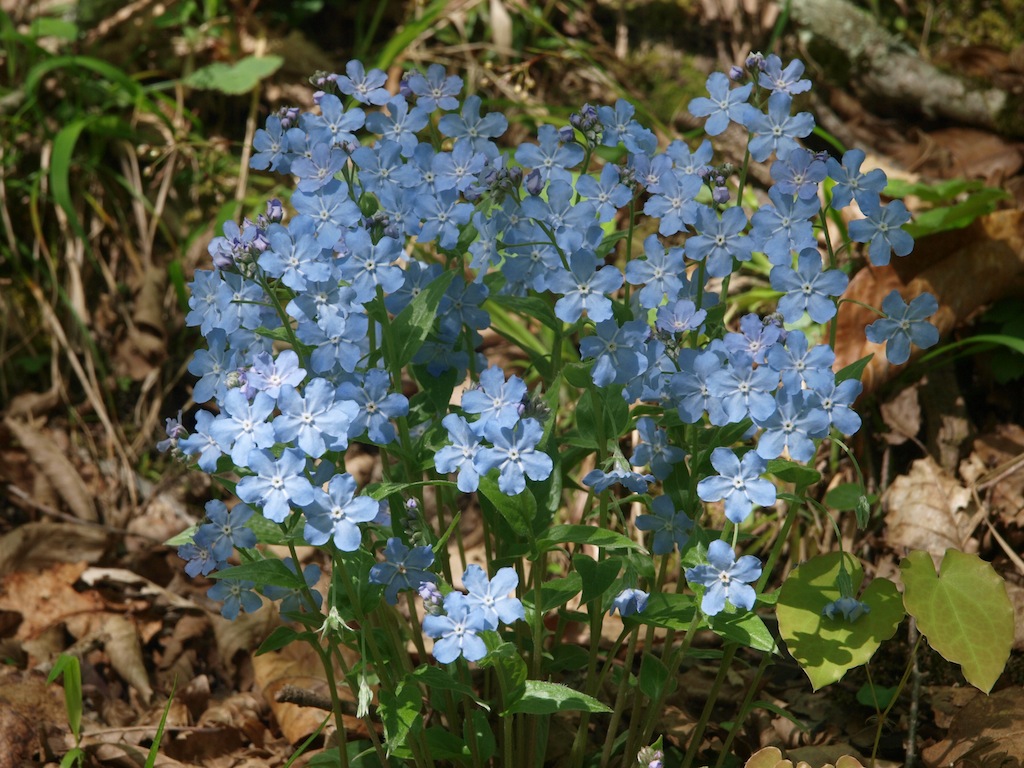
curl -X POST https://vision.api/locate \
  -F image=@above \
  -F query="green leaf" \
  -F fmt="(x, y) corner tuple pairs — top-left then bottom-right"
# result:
(540, 525), (642, 553)
(836, 354), (872, 384)
(477, 476), (535, 538)
(212, 558), (303, 590)
(638, 653), (674, 701)
(388, 270), (456, 370)
(378, 679), (421, 759)
(478, 641), (527, 709)
(900, 549), (1014, 693)
(856, 682), (899, 709)
(412, 666), (489, 710)
(367, 480), (458, 500)
(50, 117), (94, 241)
(537, 573), (583, 612)
(145, 677), (176, 768)
(776, 553), (905, 690)
(47, 654), (82, 739)
(624, 592), (696, 630)
(505, 680), (612, 715)
(767, 458), (821, 486)
(424, 728), (470, 765)
(257, 626), (315, 655)
(824, 483), (872, 512)
(183, 55), (284, 94)
(707, 610), (778, 654)
(574, 554), (622, 603)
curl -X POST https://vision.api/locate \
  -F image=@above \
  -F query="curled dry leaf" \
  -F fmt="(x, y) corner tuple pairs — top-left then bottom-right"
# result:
(883, 457), (975, 565)
(252, 640), (338, 745)
(744, 745), (868, 768)
(100, 613), (154, 703)
(4, 417), (98, 523)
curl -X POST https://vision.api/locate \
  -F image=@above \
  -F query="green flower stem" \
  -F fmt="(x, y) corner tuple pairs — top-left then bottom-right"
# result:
(312, 641), (351, 768)
(600, 625), (640, 768)
(682, 642), (738, 768)
(869, 635), (922, 768)
(633, 607), (702, 757)
(714, 648), (772, 768)
(404, 591), (429, 661)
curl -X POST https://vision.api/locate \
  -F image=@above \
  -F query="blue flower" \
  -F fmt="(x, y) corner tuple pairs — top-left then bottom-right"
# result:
(826, 148), (887, 210)
(406, 64), (463, 112)
(208, 578), (262, 620)
(765, 330), (836, 392)
(610, 588), (649, 617)
(333, 60), (391, 105)
(462, 564), (524, 629)
(583, 466), (655, 494)
(476, 418), (553, 495)
(848, 199), (914, 266)
(687, 72), (754, 136)
(758, 55), (812, 95)
(864, 290), (939, 365)
(201, 500), (256, 561)
(697, 447), (777, 524)
(723, 314), (781, 365)
(369, 537), (436, 605)
(822, 596), (871, 623)
(515, 123), (585, 186)
(461, 367), (527, 433)
(438, 95), (509, 158)
(547, 249), (623, 323)
(304, 93), (365, 148)
(208, 390), (277, 468)
(336, 229), (405, 302)
(291, 143), (347, 193)
(245, 350), (307, 400)
(685, 540), (762, 616)
(753, 389), (830, 463)
(178, 538), (223, 578)
(635, 495), (693, 554)
(579, 319), (651, 388)
(643, 169), (702, 236)
(258, 224), (332, 291)
(421, 592), (489, 663)
(655, 299), (706, 336)
(274, 378), (359, 458)
(365, 97), (430, 157)
(178, 409), (224, 472)
(741, 91), (815, 163)
(597, 99), (657, 154)
(685, 205), (753, 278)
(302, 473), (379, 551)
(631, 417), (686, 480)
(435, 414), (484, 492)
(669, 348), (729, 425)
(575, 163), (632, 223)
(336, 368), (409, 445)
(235, 448), (315, 523)
(770, 248), (849, 324)
(262, 558), (323, 614)
(806, 378), (863, 435)
(624, 235), (686, 309)
(770, 148), (826, 200)
(750, 186), (820, 265)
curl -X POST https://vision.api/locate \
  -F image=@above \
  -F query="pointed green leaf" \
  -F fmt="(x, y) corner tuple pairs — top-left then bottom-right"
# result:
(212, 558), (303, 590)
(505, 680), (612, 715)
(183, 55), (284, 94)
(776, 553), (904, 690)
(477, 476), (535, 537)
(900, 549), (1013, 693)
(540, 524), (642, 553)
(388, 270), (456, 369)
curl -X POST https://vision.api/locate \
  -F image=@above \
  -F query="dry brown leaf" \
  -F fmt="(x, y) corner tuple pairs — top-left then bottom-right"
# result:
(101, 613), (154, 703)
(883, 457), (975, 564)
(4, 417), (99, 522)
(0, 666), (66, 767)
(0, 522), (108, 576)
(197, 691), (266, 747)
(879, 385), (920, 445)
(80, 567), (197, 611)
(920, 687), (1024, 768)
(0, 562), (106, 641)
(210, 603), (278, 680)
(252, 640), (335, 745)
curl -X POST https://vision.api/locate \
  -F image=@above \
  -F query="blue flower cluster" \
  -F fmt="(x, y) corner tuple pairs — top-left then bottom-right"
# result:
(166, 52), (937, 629)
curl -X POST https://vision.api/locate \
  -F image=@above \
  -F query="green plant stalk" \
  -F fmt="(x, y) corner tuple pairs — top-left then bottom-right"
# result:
(713, 649), (772, 768)
(681, 643), (738, 768)
(600, 626), (640, 768)
(869, 635), (922, 768)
